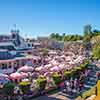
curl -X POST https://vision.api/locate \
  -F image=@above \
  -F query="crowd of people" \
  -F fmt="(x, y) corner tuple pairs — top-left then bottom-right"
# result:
(64, 68), (91, 95)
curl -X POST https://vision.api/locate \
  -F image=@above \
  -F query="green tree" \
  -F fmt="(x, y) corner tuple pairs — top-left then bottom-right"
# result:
(50, 33), (56, 39)
(62, 33), (66, 37)
(3, 82), (15, 99)
(93, 29), (100, 36)
(50, 33), (63, 41)
(62, 33), (66, 41)
(93, 44), (100, 59)
(83, 34), (92, 42)
(84, 24), (92, 36)
(64, 71), (72, 80)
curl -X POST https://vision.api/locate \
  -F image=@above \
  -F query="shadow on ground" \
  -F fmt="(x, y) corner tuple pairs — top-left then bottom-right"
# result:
(32, 95), (63, 100)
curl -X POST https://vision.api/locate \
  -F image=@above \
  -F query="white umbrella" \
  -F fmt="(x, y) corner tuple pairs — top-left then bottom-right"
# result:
(65, 56), (72, 61)
(61, 55), (66, 58)
(22, 78), (29, 82)
(51, 60), (59, 66)
(35, 66), (43, 71)
(44, 64), (52, 69)
(0, 73), (9, 78)
(58, 64), (65, 70)
(68, 60), (75, 65)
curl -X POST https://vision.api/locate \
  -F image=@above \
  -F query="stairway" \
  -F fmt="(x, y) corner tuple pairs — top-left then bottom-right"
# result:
(61, 64), (100, 99)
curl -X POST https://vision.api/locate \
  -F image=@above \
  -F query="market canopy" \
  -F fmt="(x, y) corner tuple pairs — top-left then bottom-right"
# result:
(10, 72), (22, 80)
(35, 66), (43, 71)
(18, 65), (34, 72)
(50, 66), (60, 72)
(20, 72), (29, 78)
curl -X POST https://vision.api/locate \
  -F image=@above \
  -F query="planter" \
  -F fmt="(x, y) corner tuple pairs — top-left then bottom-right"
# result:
(64, 71), (72, 80)
(36, 77), (47, 92)
(52, 73), (62, 85)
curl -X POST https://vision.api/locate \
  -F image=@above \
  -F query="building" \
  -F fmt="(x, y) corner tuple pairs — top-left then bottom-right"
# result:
(0, 49), (35, 74)
(0, 28), (36, 74)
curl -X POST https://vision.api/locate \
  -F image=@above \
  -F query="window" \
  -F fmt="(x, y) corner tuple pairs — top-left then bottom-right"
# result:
(17, 61), (19, 66)
(2, 64), (7, 69)
(8, 62), (12, 68)
(28, 43), (31, 47)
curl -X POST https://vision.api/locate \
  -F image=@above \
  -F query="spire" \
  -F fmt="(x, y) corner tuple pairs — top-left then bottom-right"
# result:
(13, 24), (16, 30)
(11, 24), (20, 34)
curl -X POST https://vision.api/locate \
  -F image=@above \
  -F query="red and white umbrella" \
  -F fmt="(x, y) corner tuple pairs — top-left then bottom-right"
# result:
(18, 65), (34, 72)
(10, 72), (22, 80)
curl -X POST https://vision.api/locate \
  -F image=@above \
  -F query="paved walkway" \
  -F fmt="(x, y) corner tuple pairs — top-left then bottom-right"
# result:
(32, 95), (69, 100)
(48, 92), (69, 100)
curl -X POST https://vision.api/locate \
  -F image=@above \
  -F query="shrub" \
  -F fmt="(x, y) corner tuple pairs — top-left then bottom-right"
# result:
(36, 76), (47, 91)
(71, 67), (83, 79)
(78, 59), (90, 71)
(84, 59), (90, 67)
(64, 71), (72, 80)
(3, 82), (16, 96)
(52, 73), (62, 85)
(19, 81), (31, 85)
(80, 64), (85, 70)
(71, 69), (79, 79)
(81, 87), (96, 99)
(19, 81), (31, 94)
(75, 67), (82, 72)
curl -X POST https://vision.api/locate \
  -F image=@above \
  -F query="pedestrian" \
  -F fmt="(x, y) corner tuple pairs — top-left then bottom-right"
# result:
(64, 80), (70, 94)
(64, 80), (67, 93)
(70, 80), (74, 94)
(17, 95), (23, 100)
(96, 72), (100, 80)
(59, 82), (64, 91)
(74, 78), (78, 90)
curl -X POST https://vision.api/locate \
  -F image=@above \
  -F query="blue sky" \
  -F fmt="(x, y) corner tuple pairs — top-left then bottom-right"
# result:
(0, 0), (99, 38)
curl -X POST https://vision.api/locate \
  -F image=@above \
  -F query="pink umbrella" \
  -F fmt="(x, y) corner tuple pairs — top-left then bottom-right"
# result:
(58, 64), (65, 70)
(44, 72), (51, 77)
(10, 72), (22, 80)
(18, 65), (34, 72)
(20, 72), (29, 78)
(50, 66), (60, 72)
(32, 72), (39, 78)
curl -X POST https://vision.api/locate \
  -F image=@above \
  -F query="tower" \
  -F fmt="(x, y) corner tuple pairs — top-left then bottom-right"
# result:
(11, 24), (20, 39)
(11, 24), (21, 46)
